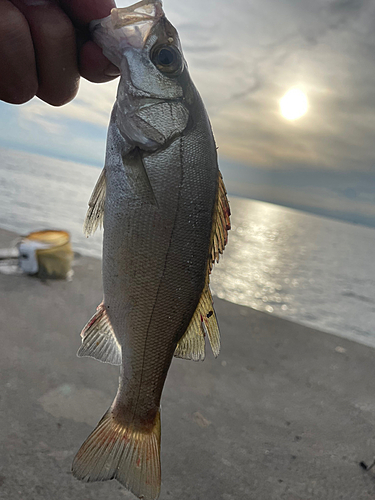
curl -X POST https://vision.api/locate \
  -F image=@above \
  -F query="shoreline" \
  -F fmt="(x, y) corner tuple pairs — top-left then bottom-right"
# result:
(2, 226), (375, 499)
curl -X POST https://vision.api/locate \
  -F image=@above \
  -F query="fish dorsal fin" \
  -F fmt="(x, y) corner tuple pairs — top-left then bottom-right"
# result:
(84, 168), (107, 237)
(175, 286), (220, 361)
(175, 171), (230, 361)
(77, 302), (121, 365)
(210, 171), (231, 272)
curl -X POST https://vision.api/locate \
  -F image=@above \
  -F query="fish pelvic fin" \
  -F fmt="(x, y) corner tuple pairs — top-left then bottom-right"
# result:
(77, 302), (122, 366)
(175, 286), (220, 361)
(72, 409), (161, 500)
(84, 168), (106, 237)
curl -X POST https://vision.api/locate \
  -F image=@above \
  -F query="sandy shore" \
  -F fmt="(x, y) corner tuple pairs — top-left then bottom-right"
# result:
(1, 226), (375, 499)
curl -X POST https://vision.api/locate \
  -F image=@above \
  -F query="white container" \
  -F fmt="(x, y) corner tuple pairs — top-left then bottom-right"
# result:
(19, 230), (73, 279)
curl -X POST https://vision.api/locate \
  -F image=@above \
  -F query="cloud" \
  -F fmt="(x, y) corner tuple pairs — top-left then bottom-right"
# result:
(143, 0), (375, 175)
(197, 0), (375, 172)
(19, 78), (117, 131)
(1, 78), (118, 166)
(7, 0), (375, 176)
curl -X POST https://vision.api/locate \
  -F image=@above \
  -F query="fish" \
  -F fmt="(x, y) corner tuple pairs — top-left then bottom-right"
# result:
(71, 1), (230, 499)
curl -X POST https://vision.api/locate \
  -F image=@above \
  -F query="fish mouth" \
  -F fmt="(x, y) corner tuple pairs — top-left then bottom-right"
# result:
(110, 0), (164, 30)
(90, 0), (164, 58)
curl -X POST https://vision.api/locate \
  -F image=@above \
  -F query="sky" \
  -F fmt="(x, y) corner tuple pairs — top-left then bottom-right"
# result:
(1, 0), (375, 227)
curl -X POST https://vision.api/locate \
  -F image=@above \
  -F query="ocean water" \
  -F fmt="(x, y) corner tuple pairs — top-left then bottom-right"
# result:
(1, 147), (375, 348)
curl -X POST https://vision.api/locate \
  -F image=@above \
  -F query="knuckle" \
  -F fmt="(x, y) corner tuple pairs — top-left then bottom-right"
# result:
(38, 78), (80, 107)
(39, 13), (75, 44)
(0, 7), (29, 44)
(0, 84), (37, 105)
(44, 94), (73, 107)
(0, 4), (38, 104)
(0, 70), (38, 106)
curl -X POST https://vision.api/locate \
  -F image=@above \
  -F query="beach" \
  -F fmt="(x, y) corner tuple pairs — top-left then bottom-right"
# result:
(1, 226), (375, 500)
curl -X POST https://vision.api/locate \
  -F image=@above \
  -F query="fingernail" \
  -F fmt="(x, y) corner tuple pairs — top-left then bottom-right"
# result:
(104, 63), (121, 78)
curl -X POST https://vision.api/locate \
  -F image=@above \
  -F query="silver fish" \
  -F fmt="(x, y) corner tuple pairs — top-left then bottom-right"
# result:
(72, 1), (230, 499)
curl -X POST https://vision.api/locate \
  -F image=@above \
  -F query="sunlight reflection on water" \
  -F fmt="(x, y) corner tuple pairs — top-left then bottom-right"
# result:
(211, 197), (375, 348)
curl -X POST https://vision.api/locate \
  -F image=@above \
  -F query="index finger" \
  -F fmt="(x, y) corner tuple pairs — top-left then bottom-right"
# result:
(60, 0), (119, 83)
(60, 0), (116, 26)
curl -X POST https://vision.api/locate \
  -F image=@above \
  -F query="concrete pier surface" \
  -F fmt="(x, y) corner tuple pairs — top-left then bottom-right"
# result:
(1, 226), (375, 500)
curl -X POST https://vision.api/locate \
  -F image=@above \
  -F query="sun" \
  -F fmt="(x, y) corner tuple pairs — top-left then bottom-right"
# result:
(279, 88), (308, 120)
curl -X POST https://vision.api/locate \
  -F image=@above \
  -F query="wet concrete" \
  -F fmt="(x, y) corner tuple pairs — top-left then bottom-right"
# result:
(1, 226), (375, 499)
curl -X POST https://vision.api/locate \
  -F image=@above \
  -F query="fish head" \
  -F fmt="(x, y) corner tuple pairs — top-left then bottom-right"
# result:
(91, 0), (194, 150)
(91, 0), (188, 101)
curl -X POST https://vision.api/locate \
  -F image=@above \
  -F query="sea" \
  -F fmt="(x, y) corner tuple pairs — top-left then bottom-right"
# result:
(1, 147), (375, 349)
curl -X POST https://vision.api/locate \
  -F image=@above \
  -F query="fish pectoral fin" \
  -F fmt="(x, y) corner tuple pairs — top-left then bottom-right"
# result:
(77, 301), (121, 366)
(83, 168), (107, 237)
(123, 148), (159, 207)
(72, 408), (161, 500)
(175, 286), (220, 361)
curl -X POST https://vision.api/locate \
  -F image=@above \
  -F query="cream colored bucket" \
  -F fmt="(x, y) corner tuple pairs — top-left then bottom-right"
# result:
(19, 230), (73, 279)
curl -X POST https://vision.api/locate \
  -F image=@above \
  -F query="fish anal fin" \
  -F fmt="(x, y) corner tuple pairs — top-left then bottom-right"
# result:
(78, 302), (121, 366)
(174, 308), (206, 361)
(84, 168), (107, 237)
(72, 409), (161, 500)
(175, 286), (220, 361)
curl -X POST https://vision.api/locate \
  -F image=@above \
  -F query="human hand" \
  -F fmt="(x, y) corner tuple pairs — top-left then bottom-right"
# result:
(0, 0), (120, 106)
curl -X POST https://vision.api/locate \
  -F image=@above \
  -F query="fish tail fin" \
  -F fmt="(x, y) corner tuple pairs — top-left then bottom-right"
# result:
(72, 409), (161, 500)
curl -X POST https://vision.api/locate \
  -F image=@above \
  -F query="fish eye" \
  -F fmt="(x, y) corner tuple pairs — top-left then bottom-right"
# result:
(151, 45), (183, 76)
(158, 48), (175, 66)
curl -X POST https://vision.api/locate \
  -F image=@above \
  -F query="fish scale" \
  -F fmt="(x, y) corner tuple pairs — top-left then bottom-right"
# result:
(72, 1), (230, 499)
